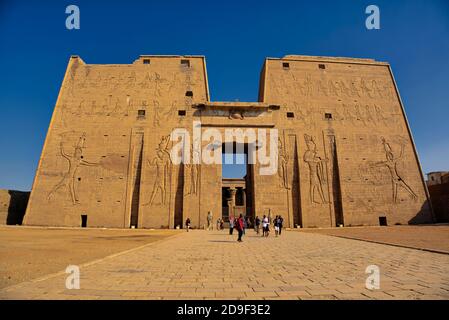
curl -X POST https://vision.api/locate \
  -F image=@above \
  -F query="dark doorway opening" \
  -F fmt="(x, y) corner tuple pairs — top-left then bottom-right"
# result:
(379, 216), (388, 226)
(221, 142), (255, 222)
(81, 215), (88, 228)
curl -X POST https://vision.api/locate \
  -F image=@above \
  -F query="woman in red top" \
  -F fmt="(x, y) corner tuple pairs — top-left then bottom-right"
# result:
(236, 214), (244, 242)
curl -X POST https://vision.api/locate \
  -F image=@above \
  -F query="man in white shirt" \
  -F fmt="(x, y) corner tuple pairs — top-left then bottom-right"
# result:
(262, 215), (269, 237)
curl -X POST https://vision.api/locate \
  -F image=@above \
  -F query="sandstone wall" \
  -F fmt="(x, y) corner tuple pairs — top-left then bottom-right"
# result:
(23, 54), (433, 229)
(0, 189), (30, 225)
(260, 56), (433, 227)
(24, 55), (209, 228)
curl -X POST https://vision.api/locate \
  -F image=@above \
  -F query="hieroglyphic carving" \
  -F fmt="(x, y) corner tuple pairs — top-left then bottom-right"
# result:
(371, 79), (383, 98)
(374, 104), (388, 125)
(70, 99), (83, 116)
(68, 66), (205, 106)
(277, 72), (395, 101)
(279, 73), (292, 96)
(278, 137), (289, 189)
(359, 162), (390, 186)
(354, 104), (367, 126)
(337, 103), (400, 128)
(185, 145), (200, 196)
(316, 78), (329, 97)
(153, 72), (164, 97)
(168, 73), (179, 96)
(145, 135), (172, 206)
(349, 80), (361, 97)
(383, 82), (395, 100)
(291, 73), (305, 96)
(360, 78), (373, 98)
(185, 95), (193, 107)
(328, 80), (340, 97)
(303, 134), (328, 204)
(304, 73), (314, 96)
(185, 70), (199, 86)
(164, 101), (178, 119)
(109, 96), (126, 115)
(126, 71), (137, 88)
(341, 103), (357, 125)
(370, 137), (417, 203)
(362, 104), (376, 124)
(139, 72), (152, 89)
(153, 100), (162, 127)
(292, 102), (301, 112)
(153, 100), (178, 127)
(48, 133), (98, 204)
(58, 100), (69, 128)
(296, 102), (317, 129)
(137, 71), (166, 95)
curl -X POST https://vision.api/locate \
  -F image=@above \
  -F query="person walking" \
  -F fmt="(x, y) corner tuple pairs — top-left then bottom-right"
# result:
(220, 218), (224, 230)
(216, 218), (221, 231)
(185, 217), (191, 232)
(255, 216), (261, 235)
(274, 215), (280, 237)
(236, 214), (244, 242)
(262, 215), (269, 237)
(278, 215), (284, 236)
(243, 216), (247, 235)
(229, 216), (234, 235)
(207, 211), (213, 230)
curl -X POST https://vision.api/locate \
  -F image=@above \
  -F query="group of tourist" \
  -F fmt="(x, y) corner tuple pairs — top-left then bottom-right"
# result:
(227, 214), (284, 242)
(228, 215), (251, 235)
(185, 213), (284, 242)
(254, 215), (284, 237)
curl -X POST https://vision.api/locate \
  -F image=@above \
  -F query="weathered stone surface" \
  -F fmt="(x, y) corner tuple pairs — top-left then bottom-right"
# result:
(23, 54), (433, 229)
(0, 189), (29, 225)
(1, 230), (448, 300)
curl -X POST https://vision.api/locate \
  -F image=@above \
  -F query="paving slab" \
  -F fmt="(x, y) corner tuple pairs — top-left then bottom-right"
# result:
(1, 229), (448, 300)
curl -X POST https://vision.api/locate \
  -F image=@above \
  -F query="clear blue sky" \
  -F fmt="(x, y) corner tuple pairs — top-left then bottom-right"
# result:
(0, 0), (448, 190)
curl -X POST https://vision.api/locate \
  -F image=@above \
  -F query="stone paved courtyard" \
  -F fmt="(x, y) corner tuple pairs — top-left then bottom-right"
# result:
(1, 229), (449, 300)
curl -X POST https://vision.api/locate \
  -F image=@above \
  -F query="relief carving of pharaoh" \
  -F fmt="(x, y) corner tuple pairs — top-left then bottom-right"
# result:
(370, 137), (417, 203)
(145, 135), (172, 206)
(303, 134), (328, 204)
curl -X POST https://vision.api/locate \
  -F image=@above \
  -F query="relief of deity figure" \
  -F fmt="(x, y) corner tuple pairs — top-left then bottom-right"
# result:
(304, 73), (314, 97)
(145, 135), (172, 206)
(163, 100), (178, 119)
(339, 80), (351, 97)
(278, 138), (290, 189)
(350, 79), (361, 97)
(360, 78), (374, 98)
(153, 100), (162, 127)
(303, 134), (328, 204)
(126, 71), (136, 88)
(185, 145), (200, 196)
(153, 72), (164, 97)
(371, 80), (383, 98)
(328, 80), (340, 97)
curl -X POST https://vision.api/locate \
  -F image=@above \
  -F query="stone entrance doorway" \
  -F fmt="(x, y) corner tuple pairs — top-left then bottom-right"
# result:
(221, 143), (255, 223)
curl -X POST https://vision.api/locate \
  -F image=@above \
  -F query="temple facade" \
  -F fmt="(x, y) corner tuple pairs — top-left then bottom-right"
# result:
(23, 54), (434, 229)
